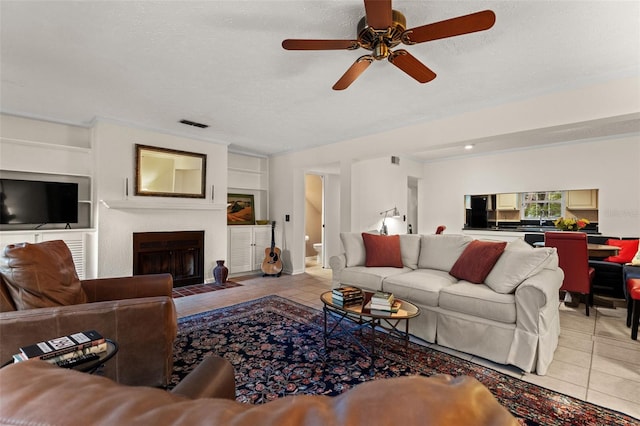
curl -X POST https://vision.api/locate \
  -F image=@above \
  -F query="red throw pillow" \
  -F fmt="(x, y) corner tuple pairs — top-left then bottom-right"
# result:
(361, 233), (404, 268)
(449, 240), (507, 284)
(604, 239), (639, 263)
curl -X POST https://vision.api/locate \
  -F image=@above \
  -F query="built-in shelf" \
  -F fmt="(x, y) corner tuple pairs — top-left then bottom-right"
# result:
(100, 200), (226, 211)
(228, 186), (268, 192)
(228, 167), (264, 175)
(1, 137), (91, 154)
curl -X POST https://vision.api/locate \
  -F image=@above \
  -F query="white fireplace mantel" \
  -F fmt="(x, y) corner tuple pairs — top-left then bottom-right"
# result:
(100, 200), (226, 211)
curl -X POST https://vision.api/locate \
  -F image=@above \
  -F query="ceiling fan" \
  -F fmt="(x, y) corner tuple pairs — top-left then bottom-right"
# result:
(282, 0), (496, 90)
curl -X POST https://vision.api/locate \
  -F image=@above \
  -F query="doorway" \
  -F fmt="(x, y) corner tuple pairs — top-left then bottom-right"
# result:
(305, 174), (324, 268)
(407, 177), (419, 234)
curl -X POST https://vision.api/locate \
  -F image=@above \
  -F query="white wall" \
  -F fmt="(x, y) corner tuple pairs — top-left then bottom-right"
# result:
(3, 75), (638, 278)
(0, 115), (244, 280)
(270, 76), (640, 273)
(93, 120), (228, 278)
(352, 156), (423, 234)
(421, 135), (640, 237)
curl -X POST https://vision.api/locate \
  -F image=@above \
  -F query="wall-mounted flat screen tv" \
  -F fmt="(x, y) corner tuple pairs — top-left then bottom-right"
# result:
(0, 179), (78, 226)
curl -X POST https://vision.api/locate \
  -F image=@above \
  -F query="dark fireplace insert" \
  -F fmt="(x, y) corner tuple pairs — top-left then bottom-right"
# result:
(133, 231), (204, 287)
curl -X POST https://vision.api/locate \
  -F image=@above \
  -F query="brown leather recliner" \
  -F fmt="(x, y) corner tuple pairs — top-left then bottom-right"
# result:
(0, 359), (517, 426)
(0, 240), (177, 387)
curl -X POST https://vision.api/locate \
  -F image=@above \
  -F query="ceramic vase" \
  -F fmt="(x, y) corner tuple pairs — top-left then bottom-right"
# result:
(213, 260), (228, 284)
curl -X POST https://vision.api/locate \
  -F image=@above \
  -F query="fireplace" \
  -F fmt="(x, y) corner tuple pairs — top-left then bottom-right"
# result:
(133, 231), (204, 287)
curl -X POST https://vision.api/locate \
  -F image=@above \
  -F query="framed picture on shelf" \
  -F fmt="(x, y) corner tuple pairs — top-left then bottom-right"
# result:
(227, 193), (255, 225)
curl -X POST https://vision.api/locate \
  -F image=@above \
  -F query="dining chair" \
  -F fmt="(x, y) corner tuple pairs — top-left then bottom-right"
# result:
(626, 278), (640, 340)
(435, 225), (446, 234)
(545, 231), (595, 316)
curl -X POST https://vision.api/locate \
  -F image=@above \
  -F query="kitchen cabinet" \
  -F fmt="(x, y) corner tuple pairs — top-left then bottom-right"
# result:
(227, 225), (272, 274)
(567, 189), (598, 209)
(496, 193), (519, 210)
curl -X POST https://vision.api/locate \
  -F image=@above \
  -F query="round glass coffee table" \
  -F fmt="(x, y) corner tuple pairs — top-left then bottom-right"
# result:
(320, 290), (420, 359)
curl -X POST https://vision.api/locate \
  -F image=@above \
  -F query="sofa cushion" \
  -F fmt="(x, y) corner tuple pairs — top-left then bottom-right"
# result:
(509, 237), (533, 251)
(604, 239), (639, 263)
(439, 282), (516, 324)
(399, 234), (421, 269)
(510, 238), (558, 270)
(484, 241), (556, 294)
(0, 240), (87, 310)
(362, 233), (403, 268)
(449, 240), (507, 284)
(340, 233), (366, 267)
(340, 266), (411, 292)
(383, 269), (457, 307)
(418, 234), (473, 272)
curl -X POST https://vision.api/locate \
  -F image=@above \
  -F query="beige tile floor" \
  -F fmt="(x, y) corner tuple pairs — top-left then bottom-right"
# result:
(174, 261), (640, 419)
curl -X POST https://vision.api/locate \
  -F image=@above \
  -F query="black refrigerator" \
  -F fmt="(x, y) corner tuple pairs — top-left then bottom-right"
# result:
(469, 195), (488, 228)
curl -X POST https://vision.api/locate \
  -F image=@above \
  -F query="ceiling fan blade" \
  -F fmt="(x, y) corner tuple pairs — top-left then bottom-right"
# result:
(388, 50), (436, 83)
(403, 10), (496, 44)
(282, 39), (359, 50)
(364, 0), (392, 29)
(332, 56), (374, 90)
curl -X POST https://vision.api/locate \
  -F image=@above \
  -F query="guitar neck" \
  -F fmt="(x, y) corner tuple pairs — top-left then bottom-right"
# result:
(270, 222), (276, 251)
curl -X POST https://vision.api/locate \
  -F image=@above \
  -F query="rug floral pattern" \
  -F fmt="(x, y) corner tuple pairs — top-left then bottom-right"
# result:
(172, 295), (638, 425)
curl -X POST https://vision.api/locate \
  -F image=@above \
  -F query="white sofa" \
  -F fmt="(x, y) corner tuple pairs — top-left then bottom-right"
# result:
(329, 233), (564, 375)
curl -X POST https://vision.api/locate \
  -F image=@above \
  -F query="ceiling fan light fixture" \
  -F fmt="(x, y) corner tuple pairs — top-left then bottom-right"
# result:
(282, 1), (496, 90)
(373, 41), (389, 60)
(357, 10), (407, 51)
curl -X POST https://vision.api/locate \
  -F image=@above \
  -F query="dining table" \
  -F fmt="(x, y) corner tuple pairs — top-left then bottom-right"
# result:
(586, 243), (621, 258)
(533, 241), (621, 258)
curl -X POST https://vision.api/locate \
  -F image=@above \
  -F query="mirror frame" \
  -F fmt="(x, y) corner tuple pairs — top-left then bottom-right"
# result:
(135, 144), (207, 198)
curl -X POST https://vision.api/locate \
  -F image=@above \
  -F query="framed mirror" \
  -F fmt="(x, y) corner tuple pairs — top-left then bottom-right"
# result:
(135, 144), (206, 198)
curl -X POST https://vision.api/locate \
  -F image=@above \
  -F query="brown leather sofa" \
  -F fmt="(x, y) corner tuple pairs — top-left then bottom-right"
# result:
(0, 359), (517, 426)
(0, 240), (177, 387)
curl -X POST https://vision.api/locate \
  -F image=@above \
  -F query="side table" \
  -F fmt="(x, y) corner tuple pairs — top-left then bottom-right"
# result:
(1, 339), (118, 374)
(76, 339), (118, 374)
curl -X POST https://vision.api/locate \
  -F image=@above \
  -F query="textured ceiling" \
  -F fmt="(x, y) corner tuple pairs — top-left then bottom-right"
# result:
(1, 1), (639, 159)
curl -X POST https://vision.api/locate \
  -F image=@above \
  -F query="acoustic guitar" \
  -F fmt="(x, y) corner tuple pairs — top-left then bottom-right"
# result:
(261, 221), (283, 277)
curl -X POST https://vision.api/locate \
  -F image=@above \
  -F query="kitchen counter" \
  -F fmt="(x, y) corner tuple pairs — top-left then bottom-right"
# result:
(462, 227), (601, 243)
(463, 226), (600, 236)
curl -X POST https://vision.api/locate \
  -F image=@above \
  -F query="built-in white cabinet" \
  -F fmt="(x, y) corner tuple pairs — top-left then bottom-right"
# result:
(496, 193), (519, 210)
(227, 153), (269, 222)
(0, 230), (94, 279)
(227, 153), (271, 273)
(227, 225), (272, 274)
(567, 189), (598, 209)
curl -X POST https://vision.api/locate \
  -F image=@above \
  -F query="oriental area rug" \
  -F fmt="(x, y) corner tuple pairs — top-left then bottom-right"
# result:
(171, 295), (637, 426)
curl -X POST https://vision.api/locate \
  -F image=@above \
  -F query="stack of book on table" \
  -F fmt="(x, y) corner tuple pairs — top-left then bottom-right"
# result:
(13, 330), (107, 368)
(366, 291), (401, 314)
(332, 286), (364, 307)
